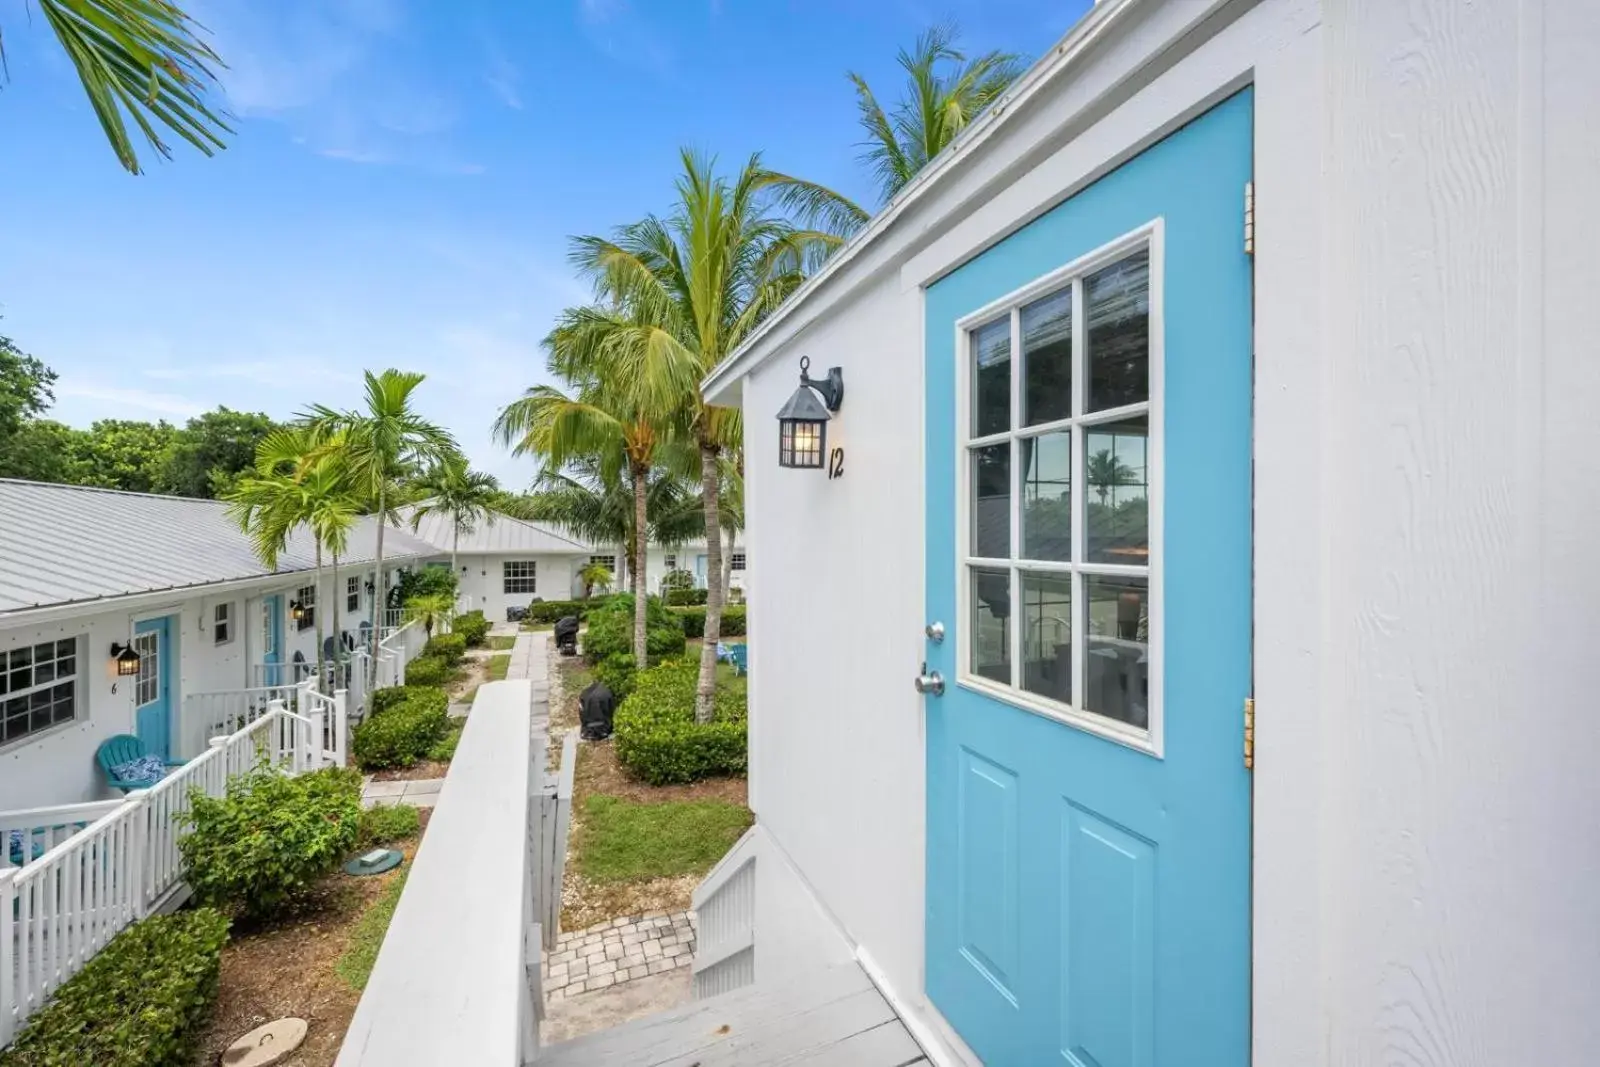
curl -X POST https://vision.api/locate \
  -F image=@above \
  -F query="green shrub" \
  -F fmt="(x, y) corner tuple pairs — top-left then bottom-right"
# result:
(369, 684), (440, 716)
(0, 909), (230, 1067)
(401, 654), (452, 687)
(614, 659), (748, 785)
(525, 599), (588, 624)
(454, 610), (491, 647)
(179, 767), (362, 919)
(426, 719), (465, 762)
(424, 632), (467, 665)
(593, 652), (637, 702)
(351, 688), (450, 770)
(670, 605), (747, 639)
(389, 565), (457, 609)
(583, 594), (686, 663)
(358, 803), (421, 847)
(664, 586), (708, 606)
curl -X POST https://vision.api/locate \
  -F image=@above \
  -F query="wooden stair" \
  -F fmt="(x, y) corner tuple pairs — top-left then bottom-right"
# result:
(536, 961), (927, 1067)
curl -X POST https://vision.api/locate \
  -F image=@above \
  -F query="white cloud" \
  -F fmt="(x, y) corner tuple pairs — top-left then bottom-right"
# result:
(56, 383), (208, 421)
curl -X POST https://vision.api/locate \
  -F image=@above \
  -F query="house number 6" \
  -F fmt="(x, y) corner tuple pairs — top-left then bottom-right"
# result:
(827, 448), (844, 480)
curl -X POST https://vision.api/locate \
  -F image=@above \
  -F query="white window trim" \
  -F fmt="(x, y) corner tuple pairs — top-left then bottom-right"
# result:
(214, 601), (234, 646)
(503, 560), (538, 595)
(0, 635), (84, 753)
(952, 219), (1165, 758)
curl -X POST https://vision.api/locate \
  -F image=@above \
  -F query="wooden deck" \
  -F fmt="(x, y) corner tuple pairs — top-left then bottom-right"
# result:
(538, 962), (927, 1066)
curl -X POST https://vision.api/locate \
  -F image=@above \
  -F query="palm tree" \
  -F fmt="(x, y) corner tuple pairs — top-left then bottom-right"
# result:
(409, 457), (501, 600)
(848, 23), (1023, 203)
(225, 427), (357, 685)
(566, 150), (858, 721)
(1087, 448), (1137, 506)
(306, 370), (458, 684)
(3, 0), (231, 173)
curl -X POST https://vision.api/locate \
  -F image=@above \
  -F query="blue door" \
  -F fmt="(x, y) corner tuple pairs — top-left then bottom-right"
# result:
(694, 554), (708, 588)
(132, 615), (174, 761)
(261, 595), (283, 687)
(923, 91), (1253, 1066)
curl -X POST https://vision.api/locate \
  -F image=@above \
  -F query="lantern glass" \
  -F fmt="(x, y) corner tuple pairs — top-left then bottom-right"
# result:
(113, 644), (141, 676)
(779, 417), (826, 468)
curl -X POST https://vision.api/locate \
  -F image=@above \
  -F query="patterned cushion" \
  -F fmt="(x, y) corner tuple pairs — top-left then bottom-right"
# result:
(110, 753), (167, 787)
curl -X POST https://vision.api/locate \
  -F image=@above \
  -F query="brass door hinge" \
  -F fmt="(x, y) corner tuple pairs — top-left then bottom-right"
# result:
(1244, 181), (1255, 256)
(1243, 697), (1255, 770)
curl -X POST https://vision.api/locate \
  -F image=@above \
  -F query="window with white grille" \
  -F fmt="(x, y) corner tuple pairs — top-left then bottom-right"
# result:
(504, 560), (537, 595)
(1, 638), (80, 747)
(214, 602), (233, 645)
(296, 585), (316, 632)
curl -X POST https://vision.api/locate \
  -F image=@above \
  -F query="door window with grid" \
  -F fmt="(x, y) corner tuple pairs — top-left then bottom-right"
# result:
(960, 243), (1156, 738)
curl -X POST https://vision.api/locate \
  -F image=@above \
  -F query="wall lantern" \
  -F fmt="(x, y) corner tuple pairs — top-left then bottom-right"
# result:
(364, 579), (375, 595)
(777, 356), (843, 470)
(110, 642), (141, 677)
(290, 599), (306, 622)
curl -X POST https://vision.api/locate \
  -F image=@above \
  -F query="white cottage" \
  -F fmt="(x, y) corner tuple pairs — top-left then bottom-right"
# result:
(404, 509), (592, 619)
(691, 0), (1600, 1064)
(0, 479), (440, 812)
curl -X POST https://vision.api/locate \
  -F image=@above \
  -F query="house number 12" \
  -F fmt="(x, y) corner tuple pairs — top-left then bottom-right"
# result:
(827, 448), (844, 480)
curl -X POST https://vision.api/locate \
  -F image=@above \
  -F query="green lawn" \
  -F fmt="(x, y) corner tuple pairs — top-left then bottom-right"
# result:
(488, 635), (517, 651)
(577, 795), (753, 883)
(336, 868), (409, 991)
(487, 653), (511, 681)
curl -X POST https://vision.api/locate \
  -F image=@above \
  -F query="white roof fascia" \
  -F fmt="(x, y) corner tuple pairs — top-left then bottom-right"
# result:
(701, 0), (1147, 406)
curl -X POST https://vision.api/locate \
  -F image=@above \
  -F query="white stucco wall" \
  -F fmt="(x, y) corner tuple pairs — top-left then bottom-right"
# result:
(730, 0), (1600, 1063)
(453, 553), (583, 620)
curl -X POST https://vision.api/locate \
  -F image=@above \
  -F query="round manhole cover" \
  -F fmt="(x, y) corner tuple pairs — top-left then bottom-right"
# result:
(343, 847), (403, 876)
(223, 1017), (308, 1067)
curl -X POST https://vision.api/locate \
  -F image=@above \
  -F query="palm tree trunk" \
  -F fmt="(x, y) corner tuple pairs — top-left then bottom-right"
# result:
(632, 463), (649, 669)
(331, 550), (342, 690)
(451, 526), (460, 609)
(370, 486), (385, 688)
(695, 441), (723, 724)
(314, 543), (326, 688)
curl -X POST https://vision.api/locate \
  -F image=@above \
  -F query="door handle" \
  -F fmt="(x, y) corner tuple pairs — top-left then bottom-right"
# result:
(914, 662), (945, 697)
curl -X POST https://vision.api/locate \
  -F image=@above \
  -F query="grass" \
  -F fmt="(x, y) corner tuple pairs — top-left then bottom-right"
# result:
(425, 719), (465, 762)
(487, 652), (511, 681)
(576, 794), (753, 884)
(488, 635), (517, 650)
(335, 868), (409, 992)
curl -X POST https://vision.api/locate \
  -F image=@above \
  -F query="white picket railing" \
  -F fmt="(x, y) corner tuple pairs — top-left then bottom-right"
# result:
(1, 707), (326, 1048)
(0, 802), (124, 873)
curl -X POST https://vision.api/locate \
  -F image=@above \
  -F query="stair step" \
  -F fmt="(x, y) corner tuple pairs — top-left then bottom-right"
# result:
(537, 962), (926, 1067)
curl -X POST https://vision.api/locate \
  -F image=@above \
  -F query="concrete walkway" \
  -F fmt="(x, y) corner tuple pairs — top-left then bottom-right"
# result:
(360, 776), (445, 809)
(544, 912), (698, 1001)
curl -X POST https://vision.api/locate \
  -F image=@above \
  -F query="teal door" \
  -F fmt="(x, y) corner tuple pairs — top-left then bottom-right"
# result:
(132, 615), (174, 761)
(923, 91), (1254, 1066)
(261, 595), (283, 687)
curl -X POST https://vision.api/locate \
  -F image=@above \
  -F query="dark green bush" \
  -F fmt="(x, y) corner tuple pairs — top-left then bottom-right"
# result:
(369, 684), (441, 716)
(670, 605), (747, 639)
(401, 654), (452, 687)
(525, 598), (593, 624)
(426, 719), (465, 762)
(614, 659), (748, 785)
(583, 594), (686, 663)
(0, 909), (230, 1067)
(593, 652), (637, 701)
(664, 585), (706, 606)
(424, 632), (467, 665)
(389, 565), (457, 609)
(358, 803), (421, 847)
(179, 767), (362, 919)
(351, 687), (450, 770)
(454, 610), (491, 647)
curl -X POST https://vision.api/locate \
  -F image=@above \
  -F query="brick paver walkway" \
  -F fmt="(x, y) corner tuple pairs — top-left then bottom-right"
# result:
(543, 912), (697, 1000)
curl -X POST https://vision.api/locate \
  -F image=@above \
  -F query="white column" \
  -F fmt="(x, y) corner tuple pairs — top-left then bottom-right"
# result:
(0, 867), (16, 1047)
(333, 689), (349, 767)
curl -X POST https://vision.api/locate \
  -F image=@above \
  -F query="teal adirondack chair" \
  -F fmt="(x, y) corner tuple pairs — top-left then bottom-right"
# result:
(728, 643), (748, 677)
(95, 734), (182, 793)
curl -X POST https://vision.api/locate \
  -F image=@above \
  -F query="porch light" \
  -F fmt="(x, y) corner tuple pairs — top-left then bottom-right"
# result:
(110, 642), (141, 676)
(777, 356), (843, 470)
(290, 599), (306, 622)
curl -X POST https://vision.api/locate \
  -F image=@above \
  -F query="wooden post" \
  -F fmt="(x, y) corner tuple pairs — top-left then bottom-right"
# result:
(124, 790), (150, 921)
(261, 700), (285, 772)
(333, 689), (349, 767)
(1, 867), (16, 1047)
(307, 704), (325, 773)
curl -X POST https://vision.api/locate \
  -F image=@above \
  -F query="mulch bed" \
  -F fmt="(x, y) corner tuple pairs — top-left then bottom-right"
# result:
(368, 759), (450, 783)
(192, 812), (431, 1067)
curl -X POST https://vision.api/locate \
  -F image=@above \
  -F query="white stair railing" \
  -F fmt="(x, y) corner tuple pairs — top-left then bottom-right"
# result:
(690, 839), (758, 1000)
(1, 706), (329, 1048)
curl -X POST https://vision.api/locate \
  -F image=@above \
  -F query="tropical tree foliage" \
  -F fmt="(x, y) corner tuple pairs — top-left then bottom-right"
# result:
(1, 0), (232, 173)
(408, 456), (501, 584)
(848, 23), (1024, 202)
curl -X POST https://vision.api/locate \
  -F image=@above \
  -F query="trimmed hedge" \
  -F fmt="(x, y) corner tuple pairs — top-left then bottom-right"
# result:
(358, 802), (421, 847)
(369, 684), (439, 716)
(179, 767), (362, 919)
(0, 908), (230, 1067)
(593, 652), (637, 702)
(525, 599), (589, 624)
(670, 605), (747, 639)
(583, 594), (687, 663)
(352, 687), (451, 770)
(454, 610), (491, 647)
(425, 632), (467, 665)
(664, 587), (708, 606)
(401, 654), (452, 687)
(614, 659), (748, 785)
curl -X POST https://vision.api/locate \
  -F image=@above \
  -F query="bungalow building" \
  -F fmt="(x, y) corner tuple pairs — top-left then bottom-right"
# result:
(0, 479), (442, 813)
(405, 509), (592, 620)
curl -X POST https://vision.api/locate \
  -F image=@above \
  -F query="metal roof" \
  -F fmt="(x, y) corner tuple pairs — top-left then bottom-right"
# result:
(403, 508), (590, 556)
(0, 479), (441, 615)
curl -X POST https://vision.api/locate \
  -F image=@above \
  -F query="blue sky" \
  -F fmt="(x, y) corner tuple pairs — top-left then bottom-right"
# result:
(0, 0), (1090, 486)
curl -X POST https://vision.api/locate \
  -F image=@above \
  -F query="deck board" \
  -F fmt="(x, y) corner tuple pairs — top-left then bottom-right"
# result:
(538, 962), (925, 1067)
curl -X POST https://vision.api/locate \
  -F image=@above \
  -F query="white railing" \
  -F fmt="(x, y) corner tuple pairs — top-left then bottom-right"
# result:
(691, 829), (759, 999)
(182, 683), (305, 757)
(335, 683), (574, 1066)
(1, 707), (326, 1048)
(0, 801), (124, 873)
